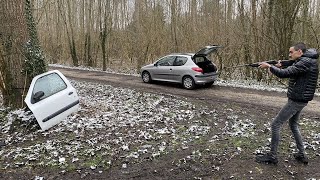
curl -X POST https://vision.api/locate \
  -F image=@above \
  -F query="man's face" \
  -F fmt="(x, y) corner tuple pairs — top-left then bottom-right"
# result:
(289, 47), (303, 60)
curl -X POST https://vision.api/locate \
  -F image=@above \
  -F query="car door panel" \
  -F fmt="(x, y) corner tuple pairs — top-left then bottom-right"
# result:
(156, 66), (174, 81)
(25, 70), (79, 131)
(171, 66), (185, 82)
(171, 56), (189, 82)
(152, 56), (176, 81)
(151, 66), (169, 80)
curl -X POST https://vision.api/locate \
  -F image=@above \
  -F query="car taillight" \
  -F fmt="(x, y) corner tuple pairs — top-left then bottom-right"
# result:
(192, 67), (203, 73)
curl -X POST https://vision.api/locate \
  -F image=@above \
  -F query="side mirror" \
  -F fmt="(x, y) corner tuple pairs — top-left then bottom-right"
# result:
(154, 63), (158, 66)
(32, 91), (45, 103)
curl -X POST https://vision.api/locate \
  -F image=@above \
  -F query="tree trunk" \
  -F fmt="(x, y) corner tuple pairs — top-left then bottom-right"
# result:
(84, 0), (93, 67)
(170, 0), (178, 52)
(58, 0), (79, 67)
(99, 1), (112, 71)
(301, 0), (309, 40)
(0, 0), (46, 108)
(239, 0), (251, 79)
(251, 0), (263, 81)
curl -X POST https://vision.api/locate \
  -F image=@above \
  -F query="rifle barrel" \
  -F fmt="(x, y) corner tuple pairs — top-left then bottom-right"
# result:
(224, 64), (250, 68)
(223, 60), (288, 69)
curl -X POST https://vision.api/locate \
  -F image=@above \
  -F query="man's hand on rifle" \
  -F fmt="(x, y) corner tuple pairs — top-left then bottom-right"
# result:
(259, 60), (282, 69)
(274, 60), (282, 68)
(259, 62), (271, 69)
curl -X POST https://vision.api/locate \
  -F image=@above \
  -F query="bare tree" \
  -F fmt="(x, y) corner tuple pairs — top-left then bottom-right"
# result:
(238, 0), (252, 78)
(99, 1), (113, 71)
(272, 0), (301, 58)
(170, 0), (179, 52)
(58, 0), (79, 66)
(84, 0), (93, 67)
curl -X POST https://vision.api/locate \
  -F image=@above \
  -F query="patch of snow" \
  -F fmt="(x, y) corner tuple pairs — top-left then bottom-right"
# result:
(0, 64), (319, 172)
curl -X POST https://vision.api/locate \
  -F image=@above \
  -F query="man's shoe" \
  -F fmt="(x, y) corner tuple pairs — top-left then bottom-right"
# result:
(293, 153), (308, 164)
(255, 153), (278, 164)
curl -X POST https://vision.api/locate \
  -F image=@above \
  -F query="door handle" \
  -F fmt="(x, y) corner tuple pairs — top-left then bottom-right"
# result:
(68, 92), (74, 95)
(170, 68), (172, 70)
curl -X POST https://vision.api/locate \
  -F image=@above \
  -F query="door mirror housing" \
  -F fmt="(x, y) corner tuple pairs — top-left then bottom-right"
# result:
(32, 91), (45, 103)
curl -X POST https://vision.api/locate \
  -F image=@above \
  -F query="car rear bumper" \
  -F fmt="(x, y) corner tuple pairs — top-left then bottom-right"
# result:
(194, 72), (218, 84)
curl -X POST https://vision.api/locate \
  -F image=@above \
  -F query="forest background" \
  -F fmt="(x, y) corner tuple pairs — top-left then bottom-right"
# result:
(1, 0), (320, 108)
(34, 0), (320, 80)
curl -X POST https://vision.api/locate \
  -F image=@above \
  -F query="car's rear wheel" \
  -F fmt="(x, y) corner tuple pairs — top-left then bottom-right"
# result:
(182, 76), (195, 90)
(142, 71), (152, 83)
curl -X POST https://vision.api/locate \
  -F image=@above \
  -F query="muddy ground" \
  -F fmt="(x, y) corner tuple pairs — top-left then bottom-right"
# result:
(0, 67), (319, 179)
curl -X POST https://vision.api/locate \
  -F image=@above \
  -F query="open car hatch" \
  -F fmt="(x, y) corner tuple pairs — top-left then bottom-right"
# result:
(193, 45), (223, 58)
(24, 70), (79, 131)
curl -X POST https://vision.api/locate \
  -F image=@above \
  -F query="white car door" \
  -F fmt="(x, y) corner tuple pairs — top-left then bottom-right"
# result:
(24, 70), (79, 131)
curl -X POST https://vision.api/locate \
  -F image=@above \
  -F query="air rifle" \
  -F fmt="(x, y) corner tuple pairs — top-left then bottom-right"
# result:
(226, 60), (292, 69)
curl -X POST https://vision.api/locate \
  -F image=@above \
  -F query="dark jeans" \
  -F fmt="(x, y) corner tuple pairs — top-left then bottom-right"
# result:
(270, 99), (307, 156)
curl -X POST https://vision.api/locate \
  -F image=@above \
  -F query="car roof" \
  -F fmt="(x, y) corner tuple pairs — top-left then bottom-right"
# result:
(168, 53), (194, 56)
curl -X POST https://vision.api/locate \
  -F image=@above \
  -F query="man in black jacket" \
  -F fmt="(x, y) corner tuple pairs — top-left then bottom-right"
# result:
(256, 42), (319, 164)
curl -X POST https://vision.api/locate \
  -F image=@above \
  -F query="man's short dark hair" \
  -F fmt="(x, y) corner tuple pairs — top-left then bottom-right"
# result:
(293, 42), (307, 53)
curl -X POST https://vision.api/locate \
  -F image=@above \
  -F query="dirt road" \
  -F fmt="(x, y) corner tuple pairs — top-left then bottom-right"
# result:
(51, 67), (320, 115)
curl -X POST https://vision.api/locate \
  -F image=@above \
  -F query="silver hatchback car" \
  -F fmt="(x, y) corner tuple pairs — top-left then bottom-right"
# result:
(140, 45), (222, 89)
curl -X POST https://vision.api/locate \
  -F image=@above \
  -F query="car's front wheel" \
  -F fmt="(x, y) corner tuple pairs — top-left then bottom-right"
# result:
(142, 71), (152, 83)
(182, 76), (195, 90)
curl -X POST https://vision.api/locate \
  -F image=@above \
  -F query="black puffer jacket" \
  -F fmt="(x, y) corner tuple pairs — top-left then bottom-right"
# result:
(270, 49), (319, 102)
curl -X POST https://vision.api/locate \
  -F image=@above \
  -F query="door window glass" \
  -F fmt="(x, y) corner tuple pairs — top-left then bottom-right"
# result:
(173, 56), (187, 66)
(157, 56), (176, 66)
(32, 73), (67, 101)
